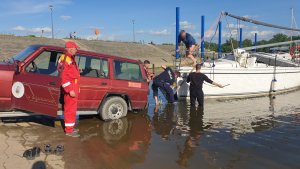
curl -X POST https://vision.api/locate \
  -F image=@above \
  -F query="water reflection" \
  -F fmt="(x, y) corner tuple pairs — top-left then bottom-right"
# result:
(151, 103), (211, 140)
(176, 106), (204, 167)
(78, 114), (151, 169)
(152, 104), (178, 140)
(150, 103), (208, 168)
(74, 91), (295, 168)
(145, 91), (300, 168)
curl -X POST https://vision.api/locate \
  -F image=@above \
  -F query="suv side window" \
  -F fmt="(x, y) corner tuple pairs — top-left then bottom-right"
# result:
(26, 50), (61, 76)
(76, 55), (109, 78)
(114, 60), (142, 81)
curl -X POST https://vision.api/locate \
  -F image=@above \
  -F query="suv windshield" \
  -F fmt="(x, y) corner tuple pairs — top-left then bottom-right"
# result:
(9, 46), (39, 63)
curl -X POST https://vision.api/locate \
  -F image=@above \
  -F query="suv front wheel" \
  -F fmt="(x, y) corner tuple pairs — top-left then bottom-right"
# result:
(100, 96), (128, 121)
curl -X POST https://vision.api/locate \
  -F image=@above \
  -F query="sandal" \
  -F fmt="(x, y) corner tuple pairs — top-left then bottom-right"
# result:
(23, 146), (41, 160)
(54, 145), (64, 155)
(44, 144), (52, 154)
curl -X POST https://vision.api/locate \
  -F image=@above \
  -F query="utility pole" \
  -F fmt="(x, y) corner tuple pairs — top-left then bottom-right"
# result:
(49, 5), (54, 39)
(132, 20), (135, 42)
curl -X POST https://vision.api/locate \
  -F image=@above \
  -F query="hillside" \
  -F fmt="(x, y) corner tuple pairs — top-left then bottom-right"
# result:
(0, 35), (65, 61)
(0, 35), (175, 65)
(75, 39), (174, 65)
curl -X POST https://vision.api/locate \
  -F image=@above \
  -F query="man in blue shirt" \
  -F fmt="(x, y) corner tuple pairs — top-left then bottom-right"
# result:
(178, 30), (197, 66)
(152, 65), (179, 105)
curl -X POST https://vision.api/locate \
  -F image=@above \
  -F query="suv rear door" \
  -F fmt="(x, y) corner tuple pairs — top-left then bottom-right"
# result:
(111, 60), (148, 109)
(76, 53), (111, 110)
(12, 48), (62, 117)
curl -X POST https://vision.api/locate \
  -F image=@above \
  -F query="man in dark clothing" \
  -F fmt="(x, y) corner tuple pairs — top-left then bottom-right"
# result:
(152, 66), (179, 105)
(187, 64), (223, 107)
(178, 30), (197, 66)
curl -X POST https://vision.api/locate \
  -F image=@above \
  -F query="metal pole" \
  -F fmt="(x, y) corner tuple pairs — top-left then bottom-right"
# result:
(272, 54), (277, 92)
(49, 5), (54, 39)
(253, 33), (257, 52)
(132, 20), (135, 42)
(201, 15), (205, 58)
(218, 21), (222, 58)
(291, 8), (294, 42)
(175, 7), (180, 59)
(239, 28), (243, 48)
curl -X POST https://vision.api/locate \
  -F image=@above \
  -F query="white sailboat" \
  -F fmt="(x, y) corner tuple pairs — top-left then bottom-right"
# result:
(176, 10), (300, 99)
(177, 49), (300, 99)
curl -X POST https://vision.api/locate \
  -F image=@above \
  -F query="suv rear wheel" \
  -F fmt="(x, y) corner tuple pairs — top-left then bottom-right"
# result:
(100, 96), (128, 121)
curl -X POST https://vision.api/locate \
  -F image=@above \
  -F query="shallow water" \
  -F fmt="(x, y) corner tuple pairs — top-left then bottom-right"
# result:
(75, 90), (300, 169)
(1, 90), (300, 169)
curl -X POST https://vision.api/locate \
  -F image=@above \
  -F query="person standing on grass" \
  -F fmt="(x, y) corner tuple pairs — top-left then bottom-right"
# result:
(187, 64), (223, 107)
(178, 30), (198, 66)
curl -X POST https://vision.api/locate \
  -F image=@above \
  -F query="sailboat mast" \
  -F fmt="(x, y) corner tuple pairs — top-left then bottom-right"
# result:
(291, 7), (294, 42)
(222, 12), (300, 32)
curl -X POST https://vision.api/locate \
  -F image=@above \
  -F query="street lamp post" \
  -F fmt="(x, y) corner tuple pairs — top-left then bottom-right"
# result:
(132, 20), (135, 42)
(49, 5), (54, 39)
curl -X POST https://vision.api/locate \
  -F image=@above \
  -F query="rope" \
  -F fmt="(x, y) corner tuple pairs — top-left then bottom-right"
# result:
(198, 14), (223, 47)
(207, 19), (220, 51)
(224, 16), (235, 52)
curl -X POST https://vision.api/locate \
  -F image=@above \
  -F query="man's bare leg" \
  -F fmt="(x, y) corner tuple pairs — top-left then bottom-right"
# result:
(154, 104), (159, 113)
(188, 45), (197, 66)
(154, 96), (159, 105)
(187, 54), (197, 66)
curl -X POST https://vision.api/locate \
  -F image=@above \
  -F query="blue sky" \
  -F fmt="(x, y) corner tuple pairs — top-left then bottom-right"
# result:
(0, 0), (299, 44)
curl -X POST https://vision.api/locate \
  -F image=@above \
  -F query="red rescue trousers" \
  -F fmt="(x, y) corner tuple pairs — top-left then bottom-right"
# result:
(64, 81), (79, 133)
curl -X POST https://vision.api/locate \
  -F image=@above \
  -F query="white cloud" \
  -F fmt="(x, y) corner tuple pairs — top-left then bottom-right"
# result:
(30, 27), (52, 33)
(204, 31), (217, 39)
(13, 26), (26, 31)
(192, 32), (201, 38)
(12, 26), (52, 33)
(60, 15), (72, 21)
(137, 29), (171, 36)
(250, 30), (275, 37)
(219, 30), (276, 40)
(180, 21), (196, 30)
(149, 29), (171, 36)
(227, 23), (248, 29)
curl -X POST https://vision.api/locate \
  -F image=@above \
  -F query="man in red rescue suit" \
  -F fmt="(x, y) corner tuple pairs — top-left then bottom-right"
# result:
(58, 41), (80, 137)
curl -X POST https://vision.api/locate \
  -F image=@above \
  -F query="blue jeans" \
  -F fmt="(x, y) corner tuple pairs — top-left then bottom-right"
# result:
(152, 80), (175, 103)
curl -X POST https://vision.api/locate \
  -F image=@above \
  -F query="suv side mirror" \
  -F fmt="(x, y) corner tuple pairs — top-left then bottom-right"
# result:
(15, 64), (20, 74)
(14, 61), (23, 74)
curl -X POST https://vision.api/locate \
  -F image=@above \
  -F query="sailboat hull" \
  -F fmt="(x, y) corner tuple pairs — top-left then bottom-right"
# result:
(177, 66), (300, 99)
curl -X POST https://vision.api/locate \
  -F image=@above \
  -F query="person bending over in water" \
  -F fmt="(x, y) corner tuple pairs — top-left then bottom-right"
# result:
(152, 65), (179, 105)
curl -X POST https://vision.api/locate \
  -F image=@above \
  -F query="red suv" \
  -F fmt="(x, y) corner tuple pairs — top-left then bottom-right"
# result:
(0, 45), (148, 121)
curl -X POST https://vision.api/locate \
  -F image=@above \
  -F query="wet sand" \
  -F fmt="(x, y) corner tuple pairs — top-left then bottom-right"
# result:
(1, 90), (300, 169)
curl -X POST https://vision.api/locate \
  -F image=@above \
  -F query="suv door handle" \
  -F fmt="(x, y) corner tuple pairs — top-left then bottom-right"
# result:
(49, 82), (56, 86)
(101, 82), (107, 86)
